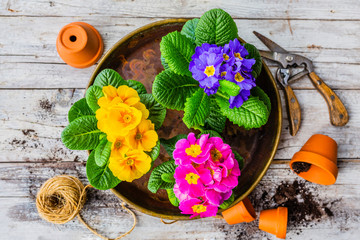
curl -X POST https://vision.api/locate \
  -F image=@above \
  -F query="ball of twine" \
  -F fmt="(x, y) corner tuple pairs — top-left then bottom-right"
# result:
(36, 175), (87, 224)
(36, 175), (136, 240)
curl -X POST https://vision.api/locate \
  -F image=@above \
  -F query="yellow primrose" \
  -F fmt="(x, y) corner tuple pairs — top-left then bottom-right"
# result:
(128, 119), (158, 151)
(109, 149), (151, 182)
(116, 85), (140, 106)
(107, 135), (130, 157)
(96, 103), (142, 137)
(98, 85), (119, 108)
(98, 85), (140, 108)
(133, 102), (149, 119)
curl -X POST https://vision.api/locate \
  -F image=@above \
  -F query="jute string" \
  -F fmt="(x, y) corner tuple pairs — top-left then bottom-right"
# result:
(36, 175), (136, 240)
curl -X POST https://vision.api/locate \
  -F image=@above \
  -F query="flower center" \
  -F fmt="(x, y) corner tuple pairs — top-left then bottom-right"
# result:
(123, 114), (132, 123)
(135, 133), (142, 140)
(235, 72), (244, 82)
(126, 158), (134, 166)
(192, 204), (207, 214)
(204, 65), (215, 77)
(185, 172), (200, 184)
(223, 53), (229, 61)
(114, 140), (122, 149)
(207, 167), (215, 176)
(210, 148), (222, 161)
(234, 52), (243, 60)
(185, 144), (202, 158)
(192, 162), (200, 168)
(221, 71), (227, 77)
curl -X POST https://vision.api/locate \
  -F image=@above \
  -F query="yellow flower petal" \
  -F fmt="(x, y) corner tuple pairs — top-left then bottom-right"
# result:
(133, 102), (150, 119)
(117, 85), (140, 106)
(141, 130), (158, 151)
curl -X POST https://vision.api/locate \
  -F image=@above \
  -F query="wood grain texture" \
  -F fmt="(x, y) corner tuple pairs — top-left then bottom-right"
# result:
(1, 0), (359, 239)
(0, 161), (359, 240)
(283, 85), (301, 136)
(1, 0), (360, 20)
(309, 72), (349, 126)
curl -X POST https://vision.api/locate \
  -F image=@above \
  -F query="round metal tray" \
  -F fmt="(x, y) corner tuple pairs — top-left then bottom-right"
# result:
(88, 19), (282, 220)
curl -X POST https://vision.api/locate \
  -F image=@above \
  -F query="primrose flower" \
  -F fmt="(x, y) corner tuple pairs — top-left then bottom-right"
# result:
(98, 85), (140, 108)
(107, 135), (130, 157)
(109, 149), (151, 182)
(174, 165), (213, 197)
(229, 89), (251, 109)
(128, 119), (158, 151)
(179, 198), (218, 218)
(189, 43), (223, 95)
(96, 103), (142, 138)
(173, 183), (191, 202)
(173, 133), (212, 165)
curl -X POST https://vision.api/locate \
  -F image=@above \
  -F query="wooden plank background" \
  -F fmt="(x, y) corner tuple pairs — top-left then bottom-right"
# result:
(0, 0), (359, 239)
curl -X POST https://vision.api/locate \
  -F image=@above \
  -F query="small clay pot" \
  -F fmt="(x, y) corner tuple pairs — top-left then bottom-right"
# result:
(290, 134), (338, 185)
(222, 197), (256, 225)
(259, 207), (288, 239)
(56, 22), (103, 68)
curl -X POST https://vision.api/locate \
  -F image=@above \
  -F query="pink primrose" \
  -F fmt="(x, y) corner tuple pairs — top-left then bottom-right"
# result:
(179, 198), (218, 218)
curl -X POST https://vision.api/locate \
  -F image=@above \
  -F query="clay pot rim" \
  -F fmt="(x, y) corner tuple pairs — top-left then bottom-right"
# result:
(222, 197), (256, 224)
(290, 151), (338, 185)
(88, 18), (283, 220)
(276, 207), (288, 239)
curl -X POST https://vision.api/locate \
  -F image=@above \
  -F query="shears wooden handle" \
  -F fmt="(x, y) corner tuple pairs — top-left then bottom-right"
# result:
(309, 72), (349, 126)
(283, 85), (301, 136)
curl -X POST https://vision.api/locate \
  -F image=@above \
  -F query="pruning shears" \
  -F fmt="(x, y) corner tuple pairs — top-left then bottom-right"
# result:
(253, 31), (349, 136)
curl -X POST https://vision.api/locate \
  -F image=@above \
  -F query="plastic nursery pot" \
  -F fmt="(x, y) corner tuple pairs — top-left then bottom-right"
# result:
(290, 134), (338, 185)
(56, 22), (103, 68)
(222, 197), (256, 225)
(259, 207), (288, 239)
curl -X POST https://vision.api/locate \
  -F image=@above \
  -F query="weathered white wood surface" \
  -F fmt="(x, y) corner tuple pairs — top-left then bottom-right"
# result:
(0, 0), (359, 239)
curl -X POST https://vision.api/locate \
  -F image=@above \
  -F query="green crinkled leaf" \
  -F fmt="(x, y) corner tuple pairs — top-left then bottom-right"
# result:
(181, 18), (199, 43)
(244, 43), (262, 79)
(152, 69), (199, 110)
(68, 98), (94, 123)
(160, 134), (187, 157)
(198, 130), (222, 138)
(127, 80), (147, 95)
(219, 80), (240, 96)
(219, 192), (235, 209)
(160, 31), (195, 77)
(85, 85), (104, 112)
(94, 138), (112, 167)
(233, 150), (244, 170)
(160, 55), (169, 70)
(195, 8), (238, 46)
(145, 140), (160, 162)
(251, 87), (271, 112)
(139, 94), (166, 130)
(148, 160), (176, 193)
(204, 98), (226, 133)
(166, 188), (180, 207)
(161, 172), (175, 183)
(86, 151), (121, 190)
(93, 69), (127, 88)
(216, 96), (270, 129)
(61, 116), (102, 150)
(183, 88), (210, 128)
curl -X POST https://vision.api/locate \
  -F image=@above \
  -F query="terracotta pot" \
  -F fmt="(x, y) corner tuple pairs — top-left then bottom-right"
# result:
(56, 22), (103, 68)
(259, 207), (288, 239)
(222, 197), (256, 224)
(290, 134), (338, 185)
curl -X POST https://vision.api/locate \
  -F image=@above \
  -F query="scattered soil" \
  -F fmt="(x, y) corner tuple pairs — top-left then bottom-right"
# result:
(39, 99), (54, 112)
(273, 180), (323, 224)
(22, 129), (35, 136)
(292, 162), (312, 174)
